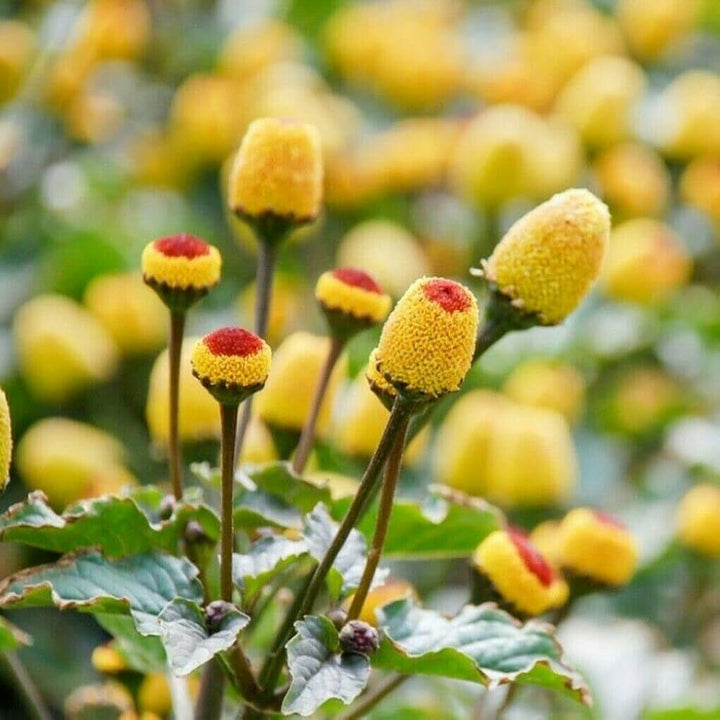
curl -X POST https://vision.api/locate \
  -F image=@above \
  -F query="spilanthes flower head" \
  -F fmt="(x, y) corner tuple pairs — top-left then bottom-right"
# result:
(480, 188), (610, 325)
(141, 234), (221, 310)
(91, 645), (127, 675)
(680, 157), (720, 227)
(558, 508), (638, 586)
(676, 484), (720, 558)
(191, 327), (271, 405)
(472, 529), (568, 616)
(315, 267), (392, 339)
(376, 277), (478, 400)
(138, 674), (171, 716)
(529, 520), (563, 568)
(228, 117), (323, 230)
(365, 348), (395, 411)
(0, 20), (36, 104)
(0, 388), (11, 492)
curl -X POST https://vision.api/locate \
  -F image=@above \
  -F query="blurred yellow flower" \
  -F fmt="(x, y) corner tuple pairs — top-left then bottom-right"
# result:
(76, 0), (150, 61)
(0, 388), (11, 492)
(91, 644), (127, 674)
(344, 578), (417, 627)
(237, 415), (278, 467)
(137, 674), (171, 716)
(680, 156), (720, 227)
(529, 520), (563, 568)
(0, 20), (35, 104)
(676, 484), (720, 558)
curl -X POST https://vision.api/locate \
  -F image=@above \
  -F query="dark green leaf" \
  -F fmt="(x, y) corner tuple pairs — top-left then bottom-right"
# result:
(234, 491), (303, 531)
(233, 535), (307, 598)
(247, 463), (333, 512)
(642, 709), (720, 720)
(283, 615), (370, 717)
(0, 616), (31, 652)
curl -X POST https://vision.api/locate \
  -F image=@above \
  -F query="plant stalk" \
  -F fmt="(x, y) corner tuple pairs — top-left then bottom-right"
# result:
(194, 661), (225, 720)
(220, 403), (239, 602)
(169, 309), (187, 500)
(1, 652), (52, 720)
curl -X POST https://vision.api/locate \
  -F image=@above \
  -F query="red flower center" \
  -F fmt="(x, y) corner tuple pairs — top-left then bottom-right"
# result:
(422, 279), (472, 312)
(593, 510), (625, 529)
(509, 530), (554, 587)
(155, 234), (210, 259)
(333, 267), (383, 294)
(204, 328), (264, 357)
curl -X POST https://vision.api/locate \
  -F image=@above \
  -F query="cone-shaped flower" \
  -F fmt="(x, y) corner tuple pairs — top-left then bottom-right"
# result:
(558, 508), (638, 586)
(142, 233), (221, 311)
(472, 529), (568, 616)
(0, 388), (11, 492)
(191, 327), (271, 405)
(228, 117), (323, 227)
(376, 277), (478, 400)
(676, 484), (720, 558)
(480, 189), (610, 325)
(315, 267), (392, 339)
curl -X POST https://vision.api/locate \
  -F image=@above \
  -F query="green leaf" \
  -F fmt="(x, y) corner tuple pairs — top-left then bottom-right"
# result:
(95, 614), (167, 674)
(158, 598), (249, 676)
(0, 489), (220, 558)
(0, 551), (203, 636)
(0, 616), (31, 652)
(642, 709), (720, 720)
(233, 534), (307, 598)
(247, 463), (333, 512)
(373, 599), (589, 704)
(283, 615), (370, 717)
(234, 492), (303, 531)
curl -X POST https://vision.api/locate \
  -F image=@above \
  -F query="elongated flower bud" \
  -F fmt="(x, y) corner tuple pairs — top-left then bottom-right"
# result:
(480, 189), (610, 325)
(676, 484), (720, 558)
(0, 388), (11, 492)
(191, 327), (271, 405)
(377, 277), (478, 400)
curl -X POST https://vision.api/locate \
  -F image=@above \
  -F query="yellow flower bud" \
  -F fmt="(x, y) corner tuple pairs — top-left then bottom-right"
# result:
(0, 20), (36, 104)
(76, 0), (150, 61)
(481, 188), (610, 325)
(503, 359), (585, 423)
(91, 644), (127, 674)
(529, 520), (563, 568)
(63, 89), (124, 145)
(16, 418), (132, 508)
(336, 220), (429, 298)
(365, 348), (396, 410)
(558, 508), (638, 586)
(0, 388), (11, 492)
(601, 218), (691, 305)
(377, 277), (478, 399)
(472, 529), (568, 616)
(238, 415), (278, 466)
(84, 273), (167, 355)
(676, 484), (720, 558)
(191, 328), (271, 405)
(255, 332), (345, 435)
(138, 674), (171, 716)
(680, 156), (720, 227)
(344, 579), (418, 627)
(305, 471), (359, 501)
(594, 143), (671, 219)
(146, 338), (219, 445)
(555, 56), (646, 149)
(13, 294), (118, 402)
(228, 117), (323, 226)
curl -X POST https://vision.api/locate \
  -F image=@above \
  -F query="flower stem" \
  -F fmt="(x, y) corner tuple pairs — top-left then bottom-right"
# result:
(220, 403), (239, 602)
(0, 652), (52, 720)
(346, 422), (409, 621)
(338, 674), (407, 720)
(194, 662), (225, 720)
(292, 336), (345, 474)
(169, 309), (187, 500)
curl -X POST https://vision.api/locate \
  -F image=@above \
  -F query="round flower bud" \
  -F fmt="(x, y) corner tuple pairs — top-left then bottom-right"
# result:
(91, 644), (127, 674)
(472, 529), (569, 616)
(0, 20), (35, 104)
(344, 579), (417, 627)
(315, 267), (392, 338)
(600, 219), (691, 305)
(191, 328), (271, 405)
(13, 294), (118, 403)
(141, 234), (222, 310)
(238, 415), (278, 466)
(376, 277), (478, 400)
(205, 600), (236, 631)
(676, 484), (720, 558)
(558, 508), (638, 587)
(0, 388), (11, 493)
(228, 117), (323, 228)
(76, 0), (150, 61)
(339, 620), (379, 656)
(365, 348), (395, 411)
(680, 156), (720, 228)
(138, 673), (171, 716)
(529, 520), (563, 568)
(480, 188), (610, 325)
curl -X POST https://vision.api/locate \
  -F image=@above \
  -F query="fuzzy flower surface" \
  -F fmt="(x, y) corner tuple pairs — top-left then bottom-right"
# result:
(481, 188), (610, 325)
(228, 117), (323, 224)
(376, 277), (478, 399)
(141, 234), (221, 291)
(315, 267), (392, 325)
(0, 388), (11, 492)
(676, 484), (720, 558)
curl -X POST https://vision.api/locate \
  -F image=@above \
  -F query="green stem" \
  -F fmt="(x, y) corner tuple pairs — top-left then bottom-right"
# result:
(339, 674), (407, 720)
(194, 661), (225, 720)
(228, 645), (261, 700)
(220, 403), (239, 602)
(292, 336), (345, 474)
(1, 652), (52, 720)
(346, 423), (409, 621)
(169, 310), (187, 500)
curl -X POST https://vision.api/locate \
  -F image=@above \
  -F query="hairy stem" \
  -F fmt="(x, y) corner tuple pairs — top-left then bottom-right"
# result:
(169, 310), (186, 500)
(220, 403), (239, 602)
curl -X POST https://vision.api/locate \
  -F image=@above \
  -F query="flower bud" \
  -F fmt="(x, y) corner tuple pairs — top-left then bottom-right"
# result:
(91, 644), (127, 674)
(376, 277), (478, 400)
(676, 484), (720, 558)
(76, 0), (150, 61)
(0, 388), (11, 493)
(138, 674), (171, 716)
(205, 600), (236, 631)
(480, 188), (610, 325)
(228, 117), (323, 229)
(529, 520), (563, 568)
(472, 529), (568, 616)
(558, 508), (638, 586)
(191, 328), (271, 405)
(344, 579), (417, 627)
(365, 348), (395, 411)
(680, 157), (720, 228)
(0, 20), (35, 104)
(339, 620), (379, 655)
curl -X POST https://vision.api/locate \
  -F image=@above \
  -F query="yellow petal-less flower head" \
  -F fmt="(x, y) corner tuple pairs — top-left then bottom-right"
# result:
(676, 484), (720, 558)
(0, 387), (11, 492)
(0, 20), (36, 104)
(365, 347), (396, 411)
(138, 674), (171, 716)
(141, 233), (221, 311)
(680, 156), (720, 228)
(481, 188), (610, 325)
(76, 0), (150, 61)
(91, 644), (127, 675)
(472, 529), (568, 616)
(344, 579), (418, 627)
(600, 218), (692, 305)
(558, 508), (638, 586)
(315, 267), (392, 339)
(377, 277), (478, 400)
(238, 415), (278, 467)
(191, 327), (271, 405)
(228, 117), (323, 231)
(529, 520), (563, 568)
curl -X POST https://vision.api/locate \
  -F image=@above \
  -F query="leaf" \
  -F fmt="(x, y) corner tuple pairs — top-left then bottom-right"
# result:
(0, 489), (220, 558)
(158, 598), (249, 676)
(0, 616), (31, 652)
(234, 491), (303, 531)
(248, 463), (333, 512)
(283, 615), (370, 717)
(642, 709), (720, 720)
(0, 551), (203, 636)
(373, 599), (589, 704)
(96, 614), (167, 674)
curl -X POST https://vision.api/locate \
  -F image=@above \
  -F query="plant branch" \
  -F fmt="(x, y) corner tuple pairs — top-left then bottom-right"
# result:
(0, 652), (52, 720)
(220, 403), (239, 602)
(169, 309), (187, 500)
(194, 661), (225, 720)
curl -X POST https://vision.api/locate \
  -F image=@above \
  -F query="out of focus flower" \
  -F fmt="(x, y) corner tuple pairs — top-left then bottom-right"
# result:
(0, 388), (11, 492)
(680, 156), (720, 227)
(91, 644), (127, 674)
(65, 682), (134, 720)
(14, 294), (118, 402)
(238, 415), (278, 466)
(594, 143), (671, 218)
(64, 88), (125, 145)
(345, 579), (417, 627)
(600, 218), (692, 305)
(75, 0), (151, 61)
(376, 277), (478, 400)
(472, 529), (568, 616)
(676, 484), (720, 558)
(558, 508), (638, 586)
(137, 674), (171, 716)
(336, 220), (429, 298)
(0, 20), (35, 104)
(530, 520), (563, 568)
(480, 188), (610, 325)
